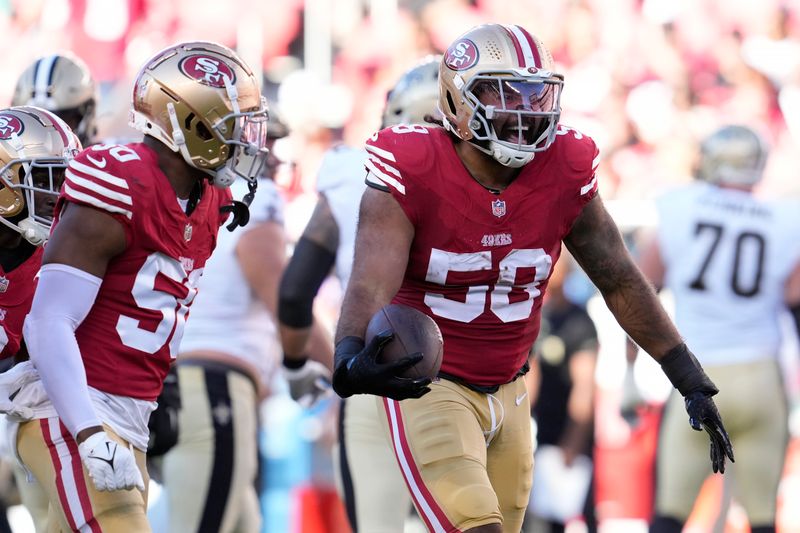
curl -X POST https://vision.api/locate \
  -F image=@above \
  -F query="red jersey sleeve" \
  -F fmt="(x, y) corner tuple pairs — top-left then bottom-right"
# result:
(364, 126), (436, 226)
(61, 145), (137, 240)
(554, 126), (600, 233)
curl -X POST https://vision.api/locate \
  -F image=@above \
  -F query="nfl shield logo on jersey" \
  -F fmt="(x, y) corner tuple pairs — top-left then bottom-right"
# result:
(491, 199), (506, 218)
(0, 277), (9, 293)
(183, 224), (193, 242)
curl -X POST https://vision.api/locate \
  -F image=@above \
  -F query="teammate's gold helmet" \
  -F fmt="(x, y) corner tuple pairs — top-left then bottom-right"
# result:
(0, 106), (81, 245)
(439, 24), (563, 168)
(129, 41), (269, 187)
(12, 53), (97, 146)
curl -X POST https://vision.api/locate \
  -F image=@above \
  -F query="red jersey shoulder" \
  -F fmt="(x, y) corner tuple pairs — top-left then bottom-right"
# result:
(62, 143), (155, 222)
(364, 125), (441, 195)
(551, 126), (599, 177)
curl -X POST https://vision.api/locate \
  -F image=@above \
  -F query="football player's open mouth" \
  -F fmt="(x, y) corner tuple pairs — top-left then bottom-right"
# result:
(501, 123), (532, 145)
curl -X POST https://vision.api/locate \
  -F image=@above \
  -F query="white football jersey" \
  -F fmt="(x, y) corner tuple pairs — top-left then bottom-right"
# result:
(657, 182), (800, 366)
(315, 145), (367, 287)
(179, 178), (284, 385)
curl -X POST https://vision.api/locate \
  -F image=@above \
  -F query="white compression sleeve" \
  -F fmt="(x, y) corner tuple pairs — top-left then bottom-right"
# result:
(23, 263), (103, 437)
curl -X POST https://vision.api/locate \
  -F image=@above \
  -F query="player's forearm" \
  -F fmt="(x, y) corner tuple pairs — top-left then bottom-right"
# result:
(279, 324), (313, 360)
(24, 265), (103, 438)
(565, 197), (682, 359)
(334, 282), (385, 343)
(599, 275), (682, 359)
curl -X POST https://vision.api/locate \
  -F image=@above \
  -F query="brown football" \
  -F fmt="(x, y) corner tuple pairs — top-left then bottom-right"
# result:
(365, 304), (443, 380)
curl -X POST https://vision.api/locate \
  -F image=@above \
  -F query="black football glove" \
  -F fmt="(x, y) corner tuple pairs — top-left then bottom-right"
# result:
(684, 391), (735, 474)
(659, 343), (735, 473)
(148, 365), (181, 457)
(332, 332), (432, 401)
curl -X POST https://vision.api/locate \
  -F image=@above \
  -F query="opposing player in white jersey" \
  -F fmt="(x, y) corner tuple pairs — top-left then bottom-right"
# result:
(278, 55), (440, 532)
(157, 110), (332, 533)
(640, 125), (800, 533)
(12, 41), (270, 533)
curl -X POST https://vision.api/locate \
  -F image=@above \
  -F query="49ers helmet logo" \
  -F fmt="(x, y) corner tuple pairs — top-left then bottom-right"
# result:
(0, 114), (24, 140)
(179, 54), (236, 88)
(444, 39), (479, 71)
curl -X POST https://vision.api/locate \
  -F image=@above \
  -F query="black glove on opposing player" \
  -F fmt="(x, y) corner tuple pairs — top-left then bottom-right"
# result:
(147, 365), (181, 457)
(659, 343), (735, 474)
(332, 332), (432, 401)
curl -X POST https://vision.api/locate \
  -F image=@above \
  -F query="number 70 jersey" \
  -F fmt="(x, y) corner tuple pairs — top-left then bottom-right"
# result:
(365, 125), (599, 387)
(56, 143), (231, 401)
(656, 182), (800, 366)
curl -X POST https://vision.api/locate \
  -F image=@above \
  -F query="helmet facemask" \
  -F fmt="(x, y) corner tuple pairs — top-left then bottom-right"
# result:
(458, 73), (563, 167)
(205, 88), (270, 188)
(0, 154), (69, 245)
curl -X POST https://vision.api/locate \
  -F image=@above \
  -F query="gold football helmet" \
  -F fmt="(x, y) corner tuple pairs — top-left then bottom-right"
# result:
(12, 53), (97, 146)
(439, 24), (563, 167)
(382, 55), (442, 127)
(130, 41), (269, 187)
(0, 106), (81, 245)
(697, 125), (768, 187)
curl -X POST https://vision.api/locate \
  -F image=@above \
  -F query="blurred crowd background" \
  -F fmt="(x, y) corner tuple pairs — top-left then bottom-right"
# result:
(3, 0), (800, 532)
(4, 0), (800, 208)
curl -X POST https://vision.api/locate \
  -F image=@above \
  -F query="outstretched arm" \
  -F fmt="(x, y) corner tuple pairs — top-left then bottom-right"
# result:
(564, 195), (734, 473)
(564, 196), (679, 359)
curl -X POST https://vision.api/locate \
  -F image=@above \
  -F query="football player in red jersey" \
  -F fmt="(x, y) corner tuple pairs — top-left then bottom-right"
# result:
(279, 56), (441, 532)
(0, 106), (82, 533)
(331, 24), (734, 533)
(12, 41), (269, 533)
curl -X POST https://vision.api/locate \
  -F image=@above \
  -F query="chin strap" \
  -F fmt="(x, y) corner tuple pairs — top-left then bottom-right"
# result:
(219, 178), (258, 231)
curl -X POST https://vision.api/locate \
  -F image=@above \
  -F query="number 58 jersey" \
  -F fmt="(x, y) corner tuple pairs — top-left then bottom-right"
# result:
(365, 125), (599, 387)
(57, 143), (231, 401)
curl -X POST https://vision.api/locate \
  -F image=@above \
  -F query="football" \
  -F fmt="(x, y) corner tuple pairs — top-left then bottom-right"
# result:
(365, 304), (443, 380)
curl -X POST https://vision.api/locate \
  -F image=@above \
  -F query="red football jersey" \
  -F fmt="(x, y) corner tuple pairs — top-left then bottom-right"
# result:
(56, 143), (232, 400)
(365, 125), (598, 386)
(0, 246), (43, 358)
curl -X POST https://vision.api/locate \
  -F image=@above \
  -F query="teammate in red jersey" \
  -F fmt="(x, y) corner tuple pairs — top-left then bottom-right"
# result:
(0, 105), (82, 533)
(0, 104), (80, 384)
(12, 41), (269, 533)
(331, 24), (734, 533)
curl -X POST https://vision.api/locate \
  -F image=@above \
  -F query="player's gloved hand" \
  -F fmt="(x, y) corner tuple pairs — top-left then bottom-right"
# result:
(0, 361), (39, 419)
(685, 391), (734, 474)
(659, 343), (735, 473)
(78, 432), (145, 492)
(332, 333), (431, 401)
(282, 356), (332, 408)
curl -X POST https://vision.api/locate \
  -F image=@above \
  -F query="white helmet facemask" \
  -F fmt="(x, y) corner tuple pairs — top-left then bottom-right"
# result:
(458, 73), (563, 168)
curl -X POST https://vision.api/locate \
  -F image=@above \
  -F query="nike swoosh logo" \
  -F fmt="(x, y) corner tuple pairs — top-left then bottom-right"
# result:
(95, 443), (116, 468)
(515, 393), (528, 406)
(85, 153), (107, 168)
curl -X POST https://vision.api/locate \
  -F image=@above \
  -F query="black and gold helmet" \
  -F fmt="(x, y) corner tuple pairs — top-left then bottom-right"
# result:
(12, 53), (97, 146)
